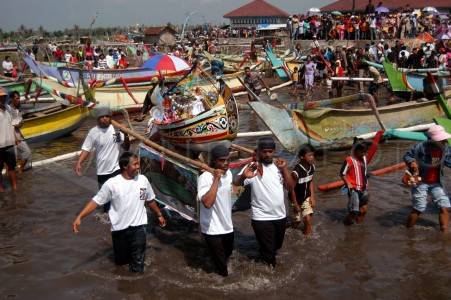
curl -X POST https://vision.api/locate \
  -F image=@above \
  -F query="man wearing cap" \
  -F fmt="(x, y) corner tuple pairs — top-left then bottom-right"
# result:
(234, 137), (295, 267)
(404, 125), (451, 232)
(0, 88), (18, 191)
(197, 145), (234, 276)
(75, 107), (130, 211)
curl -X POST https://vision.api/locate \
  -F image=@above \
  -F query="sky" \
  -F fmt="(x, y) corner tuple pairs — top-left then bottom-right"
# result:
(0, 0), (335, 31)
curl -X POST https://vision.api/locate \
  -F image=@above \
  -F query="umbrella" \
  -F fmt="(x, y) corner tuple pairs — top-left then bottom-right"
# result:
(331, 11), (343, 16)
(142, 54), (190, 72)
(308, 7), (321, 14)
(375, 6), (389, 14)
(422, 7), (438, 14)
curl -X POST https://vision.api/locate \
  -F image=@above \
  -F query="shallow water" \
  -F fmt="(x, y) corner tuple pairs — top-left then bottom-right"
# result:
(1, 90), (450, 299)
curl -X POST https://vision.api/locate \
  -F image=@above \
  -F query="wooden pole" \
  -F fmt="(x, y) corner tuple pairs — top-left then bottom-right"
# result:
(362, 93), (386, 131)
(111, 119), (215, 173)
(230, 143), (254, 155)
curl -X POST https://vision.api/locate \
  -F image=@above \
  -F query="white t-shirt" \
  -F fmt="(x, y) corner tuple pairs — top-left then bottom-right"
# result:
(106, 55), (115, 69)
(2, 60), (13, 73)
(81, 125), (124, 175)
(240, 163), (286, 221)
(197, 170), (233, 235)
(64, 53), (72, 63)
(93, 174), (155, 231)
(0, 108), (15, 148)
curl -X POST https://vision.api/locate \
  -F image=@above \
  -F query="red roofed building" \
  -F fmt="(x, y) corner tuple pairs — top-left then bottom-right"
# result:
(321, 0), (451, 12)
(224, 0), (289, 29)
(143, 26), (177, 45)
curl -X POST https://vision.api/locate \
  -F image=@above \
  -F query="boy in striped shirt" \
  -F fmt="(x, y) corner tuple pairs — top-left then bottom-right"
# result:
(340, 130), (384, 225)
(289, 144), (316, 235)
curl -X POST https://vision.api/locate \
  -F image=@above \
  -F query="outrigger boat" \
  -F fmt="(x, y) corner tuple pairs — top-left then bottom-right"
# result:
(242, 82), (451, 151)
(21, 102), (89, 143)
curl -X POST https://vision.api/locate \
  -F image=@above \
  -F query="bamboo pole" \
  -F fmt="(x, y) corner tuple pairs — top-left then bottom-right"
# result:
(111, 119), (215, 173)
(230, 143), (254, 155)
(236, 131), (272, 138)
(363, 93), (386, 131)
(331, 77), (389, 82)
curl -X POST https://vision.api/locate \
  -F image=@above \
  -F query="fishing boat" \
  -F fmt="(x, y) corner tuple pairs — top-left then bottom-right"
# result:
(21, 103), (89, 143)
(247, 92), (451, 152)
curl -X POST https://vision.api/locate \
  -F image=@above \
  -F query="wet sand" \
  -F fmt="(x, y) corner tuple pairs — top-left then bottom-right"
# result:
(1, 89), (450, 299)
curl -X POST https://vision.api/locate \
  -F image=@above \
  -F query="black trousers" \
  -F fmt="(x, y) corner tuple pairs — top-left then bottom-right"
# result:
(251, 218), (287, 267)
(97, 169), (121, 212)
(203, 232), (234, 276)
(111, 225), (147, 273)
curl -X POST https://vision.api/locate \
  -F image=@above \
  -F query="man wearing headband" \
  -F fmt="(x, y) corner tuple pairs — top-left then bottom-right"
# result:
(197, 145), (234, 276)
(74, 107), (130, 212)
(234, 137), (295, 267)
(404, 125), (451, 232)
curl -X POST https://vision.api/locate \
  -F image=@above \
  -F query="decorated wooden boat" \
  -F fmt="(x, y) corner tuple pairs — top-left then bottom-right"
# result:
(153, 78), (239, 152)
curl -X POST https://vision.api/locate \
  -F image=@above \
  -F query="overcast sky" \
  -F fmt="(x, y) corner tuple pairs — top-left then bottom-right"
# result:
(0, 0), (335, 31)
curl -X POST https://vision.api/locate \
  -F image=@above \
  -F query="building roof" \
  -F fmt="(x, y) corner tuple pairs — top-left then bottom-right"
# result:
(321, 0), (451, 12)
(224, 0), (289, 18)
(144, 26), (176, 36)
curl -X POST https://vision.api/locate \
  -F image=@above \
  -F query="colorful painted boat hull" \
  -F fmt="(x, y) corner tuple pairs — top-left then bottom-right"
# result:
(22, 104), (89, 143)
(139, 144), (200, 221)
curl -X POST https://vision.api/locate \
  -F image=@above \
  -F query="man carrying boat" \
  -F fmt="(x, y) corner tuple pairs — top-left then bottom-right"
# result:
(404, 125), (451, 232)
(74, 107), (130, 211)
(197, 145), (234, 276)
(234, 137), (295, 267)
(0, 88), (18, 191)
(73, 152), (166, 273)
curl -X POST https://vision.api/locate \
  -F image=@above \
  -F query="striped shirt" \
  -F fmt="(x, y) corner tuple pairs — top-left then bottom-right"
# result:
(292, 162), (315, 203)
(340, 156), (368, 191)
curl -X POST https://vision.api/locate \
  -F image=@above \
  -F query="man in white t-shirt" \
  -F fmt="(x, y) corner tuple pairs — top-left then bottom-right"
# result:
(75, 107), (130, 211)
(8, 91), (32, 172)
(2, 56), (14, 77)
(73, 152), (166, 273)
(197, 145), (234, 276)
(105, 49), (116, 69)
(234, 137), (295, 267)
(0, 88), (18, 191)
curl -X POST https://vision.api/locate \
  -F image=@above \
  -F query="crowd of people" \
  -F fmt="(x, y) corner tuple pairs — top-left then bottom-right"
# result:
(288, 2), (450, 41)
(287, 37), (449, 100)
